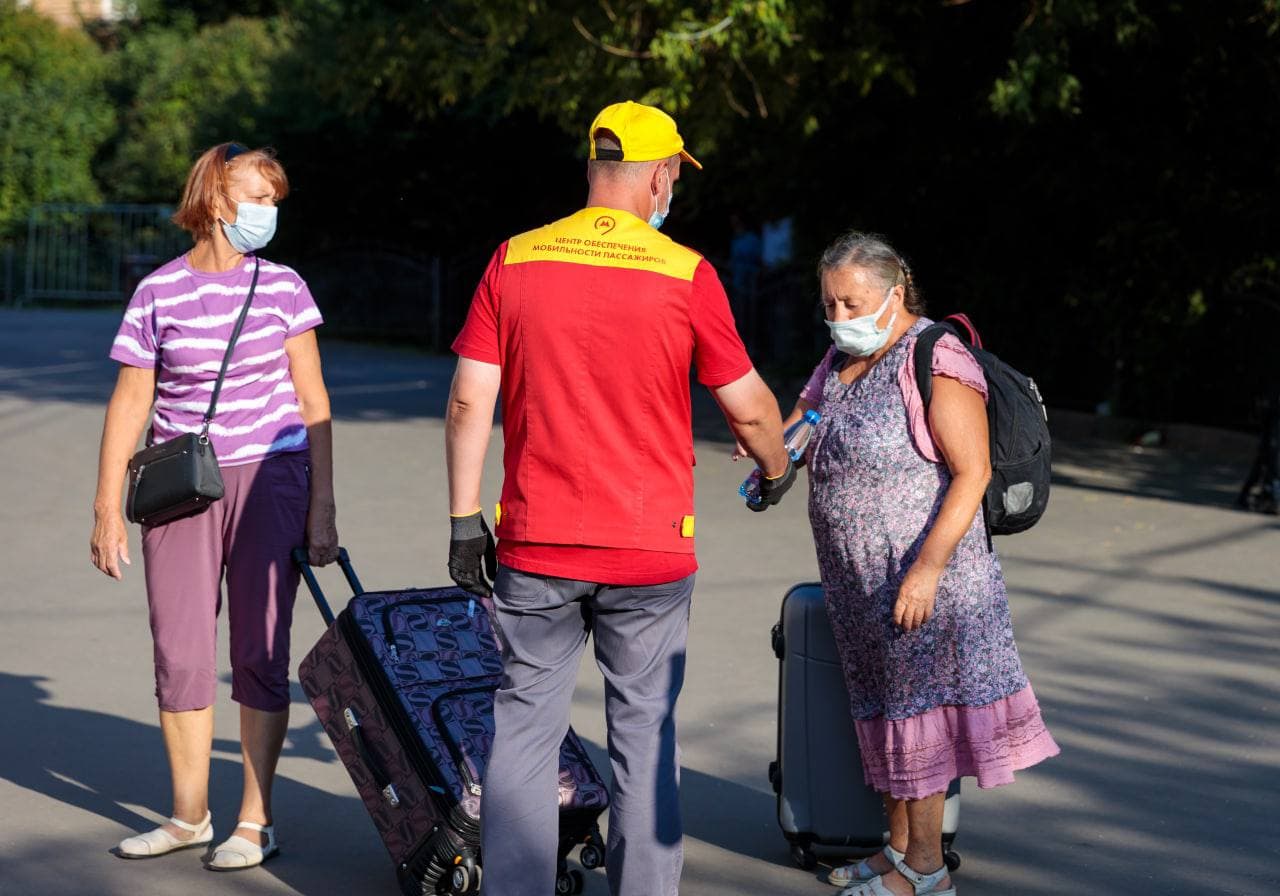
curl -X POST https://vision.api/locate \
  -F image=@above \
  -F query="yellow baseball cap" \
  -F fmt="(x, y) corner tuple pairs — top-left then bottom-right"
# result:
(588, 101), (703, 170)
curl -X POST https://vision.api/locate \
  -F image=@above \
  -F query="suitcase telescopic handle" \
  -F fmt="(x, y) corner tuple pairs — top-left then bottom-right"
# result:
(292, 546), (364, 627)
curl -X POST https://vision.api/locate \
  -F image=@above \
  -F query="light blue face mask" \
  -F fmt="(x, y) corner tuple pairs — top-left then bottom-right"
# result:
(826, 286), (898, 357)
(219, 200), (277, 253)
(648, 169), (673, 230)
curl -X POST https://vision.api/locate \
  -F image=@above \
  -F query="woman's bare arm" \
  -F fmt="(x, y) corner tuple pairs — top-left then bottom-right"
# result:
(90, 365), (155, 579)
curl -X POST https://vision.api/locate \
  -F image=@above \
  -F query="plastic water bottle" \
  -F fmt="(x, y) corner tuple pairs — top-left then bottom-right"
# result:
(740, 410), (821, 505)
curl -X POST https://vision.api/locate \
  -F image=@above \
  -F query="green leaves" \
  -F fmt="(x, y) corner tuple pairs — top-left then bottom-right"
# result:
(0, 3), (113, 237)
(287, 0), (810, 153)
(99, 16), (292, 202)
(990, 50), (1082, 121)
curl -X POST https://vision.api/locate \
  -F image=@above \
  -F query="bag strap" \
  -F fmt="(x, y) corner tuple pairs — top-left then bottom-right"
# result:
(941, 312), (983, 349)
(200, 257), (260, 440)
(912, 318), (995, 552)
(912, 320), (963, 410)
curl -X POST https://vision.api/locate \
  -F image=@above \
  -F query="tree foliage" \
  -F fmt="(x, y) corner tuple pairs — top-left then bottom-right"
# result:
(0, 2), (113, 237)
(99, 16), (291, 202)
(266, 0), (1280, 425)
(290, 1), (907, 150)
(1, 0), (1278, 427)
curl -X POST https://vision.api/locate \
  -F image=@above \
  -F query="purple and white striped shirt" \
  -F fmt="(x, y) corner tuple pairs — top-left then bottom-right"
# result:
(110, 253), (323, 467)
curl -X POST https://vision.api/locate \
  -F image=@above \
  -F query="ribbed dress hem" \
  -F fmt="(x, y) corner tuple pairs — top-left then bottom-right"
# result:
(853, 685), (1060, 800)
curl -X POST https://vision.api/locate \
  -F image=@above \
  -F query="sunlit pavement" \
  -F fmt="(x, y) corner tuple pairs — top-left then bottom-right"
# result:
(1, 307), (1275, 896)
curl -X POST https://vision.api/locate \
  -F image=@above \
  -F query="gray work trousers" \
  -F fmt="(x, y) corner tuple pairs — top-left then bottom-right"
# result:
(479, 566), (695, 896)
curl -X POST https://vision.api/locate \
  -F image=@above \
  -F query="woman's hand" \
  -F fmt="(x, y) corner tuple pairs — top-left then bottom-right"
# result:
(731, 440), (750, 461)
(90, 365), (154, 582)
(894, 562), (941, 632)
(306, 499), (339, 567)
(90, 511), (131, 580)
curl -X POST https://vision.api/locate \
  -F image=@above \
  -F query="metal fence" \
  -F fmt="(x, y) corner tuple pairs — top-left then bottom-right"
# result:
(2, 243), (16, 306)
(724, 262), (828, 374)
(22, 204), (187, 304)
(299, 247), (453, 350)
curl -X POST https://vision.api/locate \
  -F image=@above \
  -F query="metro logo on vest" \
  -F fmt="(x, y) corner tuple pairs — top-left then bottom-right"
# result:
(503, 208), (701, 281)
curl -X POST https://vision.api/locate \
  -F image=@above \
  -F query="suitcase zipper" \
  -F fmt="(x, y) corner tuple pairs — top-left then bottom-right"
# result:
(377, 595), (492, 663)
(343, 601), (497, 840)
(337, 612), (460, 823)
(427, 683), (503, 799)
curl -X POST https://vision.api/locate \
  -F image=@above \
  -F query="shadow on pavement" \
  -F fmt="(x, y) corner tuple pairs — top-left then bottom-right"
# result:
(1051, 438), (1256, 512)
(572, 732), (804, 876)
(0, 672), (395, 896)
(983, 546), (1280, 894)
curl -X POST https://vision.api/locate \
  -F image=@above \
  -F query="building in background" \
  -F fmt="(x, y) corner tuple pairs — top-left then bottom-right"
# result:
(15, 0), (124, 28)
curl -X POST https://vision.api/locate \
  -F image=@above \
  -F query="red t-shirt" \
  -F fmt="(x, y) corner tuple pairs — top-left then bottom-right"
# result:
(452, 207), (752, 585)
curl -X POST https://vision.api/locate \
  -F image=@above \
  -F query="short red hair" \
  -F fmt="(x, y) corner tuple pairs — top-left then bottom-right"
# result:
(172, 142), (290, 239)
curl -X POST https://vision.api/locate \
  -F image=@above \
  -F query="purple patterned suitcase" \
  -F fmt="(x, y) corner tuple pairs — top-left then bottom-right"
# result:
(295, 550), (609, 896)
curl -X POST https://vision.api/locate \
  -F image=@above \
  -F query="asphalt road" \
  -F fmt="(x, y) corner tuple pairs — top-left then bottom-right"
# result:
(0, 307), (1276, 896)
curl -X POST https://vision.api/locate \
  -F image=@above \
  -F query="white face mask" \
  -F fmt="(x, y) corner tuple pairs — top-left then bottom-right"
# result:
(219, 199), (277, 253)
(648, 167), (673, 230)
(825, 286), (898, 357)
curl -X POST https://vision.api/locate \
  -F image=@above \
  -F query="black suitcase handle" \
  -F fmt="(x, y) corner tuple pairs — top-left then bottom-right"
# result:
(342, 706), (400, 808)
(292, 546), (364, 626)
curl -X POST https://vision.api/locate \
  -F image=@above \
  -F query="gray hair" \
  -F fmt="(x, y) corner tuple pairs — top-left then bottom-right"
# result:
(818, 231), (925, 314)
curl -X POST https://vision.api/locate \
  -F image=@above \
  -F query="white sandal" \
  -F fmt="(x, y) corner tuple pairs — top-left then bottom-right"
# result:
(117, 811), (213, 859)
(838, 859), (955, 896)
(894, 859), (956, 896)
(205, 821), (278, 871)
(828, 845), (906, 886)
(838, 876), (897, 896)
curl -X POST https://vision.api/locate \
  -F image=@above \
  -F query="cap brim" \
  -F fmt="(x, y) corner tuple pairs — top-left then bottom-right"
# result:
(680, 149), (703, 170)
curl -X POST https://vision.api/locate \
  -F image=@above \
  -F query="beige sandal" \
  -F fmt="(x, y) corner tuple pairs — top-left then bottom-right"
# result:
(205, 821), (278, 871)
(116, 811), (213, 859)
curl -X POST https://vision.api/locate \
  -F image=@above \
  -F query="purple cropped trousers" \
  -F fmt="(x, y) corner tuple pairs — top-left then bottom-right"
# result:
(141, 451), (309, 713)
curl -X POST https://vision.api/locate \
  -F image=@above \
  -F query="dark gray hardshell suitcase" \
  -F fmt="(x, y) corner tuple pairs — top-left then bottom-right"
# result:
(769, 583), (960, 871)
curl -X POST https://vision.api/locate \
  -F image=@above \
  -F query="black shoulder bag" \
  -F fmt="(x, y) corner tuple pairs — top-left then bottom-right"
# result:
(125, 258), (260, 527)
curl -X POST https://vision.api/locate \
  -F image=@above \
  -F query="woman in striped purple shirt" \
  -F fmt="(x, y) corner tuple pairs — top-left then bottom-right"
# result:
(90, 143), (338, 870)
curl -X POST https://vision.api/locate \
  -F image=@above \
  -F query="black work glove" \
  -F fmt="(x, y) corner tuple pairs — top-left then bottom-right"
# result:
(448, 510), (497, 597)
(747, 459), (797, 513)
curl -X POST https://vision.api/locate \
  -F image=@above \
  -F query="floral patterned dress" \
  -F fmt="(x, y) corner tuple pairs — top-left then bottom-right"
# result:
(806, 319), (1059, 800)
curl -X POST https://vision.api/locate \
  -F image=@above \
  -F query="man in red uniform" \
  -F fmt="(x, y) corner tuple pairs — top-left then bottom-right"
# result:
(446, 100), (794, 896)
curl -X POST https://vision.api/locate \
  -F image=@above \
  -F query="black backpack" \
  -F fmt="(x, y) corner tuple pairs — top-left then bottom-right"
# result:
(913, 314), (1051, 540)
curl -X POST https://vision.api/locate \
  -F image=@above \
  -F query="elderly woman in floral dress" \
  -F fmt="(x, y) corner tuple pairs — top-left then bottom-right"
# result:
(792, 232), (1059, 896)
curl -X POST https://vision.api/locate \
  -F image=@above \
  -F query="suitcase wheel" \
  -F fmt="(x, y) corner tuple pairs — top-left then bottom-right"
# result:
(447, 854), (480, 895)
(555, 868), (584, 895)
(770, 623), (785, 659)
(580, 842), (604, 870)
(790, 842), (817, 870)
(944, 850), (961, 872)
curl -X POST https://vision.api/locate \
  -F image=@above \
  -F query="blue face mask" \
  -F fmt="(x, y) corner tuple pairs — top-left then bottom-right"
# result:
(219, 200), (277, 253)
(648, 169), (673, 230)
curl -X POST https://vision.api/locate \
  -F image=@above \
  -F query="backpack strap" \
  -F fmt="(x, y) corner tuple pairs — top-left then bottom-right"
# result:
(912, 320), (963, 410)
(941, 312), (983, 349)
(912, 319), (995, 553)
